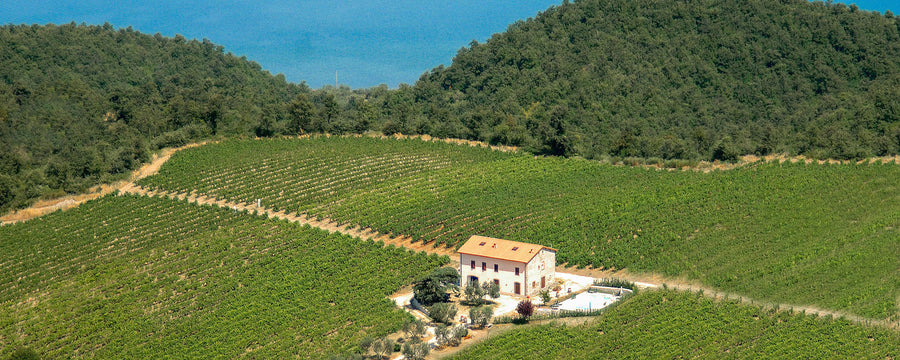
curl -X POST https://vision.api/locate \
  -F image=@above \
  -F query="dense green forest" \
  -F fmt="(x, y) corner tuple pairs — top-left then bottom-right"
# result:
(399, 0), (900, 159)
(4, 0), (900, 212)
(0, 23), (310, 212)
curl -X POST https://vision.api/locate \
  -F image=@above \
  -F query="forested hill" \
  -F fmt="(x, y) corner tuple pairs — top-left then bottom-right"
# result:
(0, 23), (305, 212)
(5, 1), (900, 213)
(405, 0), (900, 160)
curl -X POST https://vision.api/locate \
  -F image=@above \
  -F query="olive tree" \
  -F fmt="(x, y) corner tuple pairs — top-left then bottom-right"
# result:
(401, 339), (430, 360)
(469, 305), (494, 328)
(427, 302), (457, 324)
(463, 280), (485, 305)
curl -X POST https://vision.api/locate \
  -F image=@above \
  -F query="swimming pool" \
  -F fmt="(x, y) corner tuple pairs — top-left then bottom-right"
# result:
(557, 291), (618, 311)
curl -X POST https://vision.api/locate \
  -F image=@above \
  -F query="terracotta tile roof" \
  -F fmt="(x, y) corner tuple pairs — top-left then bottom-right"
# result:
(457, 235), (557, 264)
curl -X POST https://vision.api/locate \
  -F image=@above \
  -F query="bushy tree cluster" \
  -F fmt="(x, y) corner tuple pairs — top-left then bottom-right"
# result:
(412, 267), (459, 305)
(0, 23), (307, 212)
(427, 302), (457, 324)
(463, 280), (500, 305)
(0, 25), (384, 213)
(8, 0), (900, 213)
(394, 0), (900, 161)
(434, 324), (468, 347)
(468, 306), (494, 328)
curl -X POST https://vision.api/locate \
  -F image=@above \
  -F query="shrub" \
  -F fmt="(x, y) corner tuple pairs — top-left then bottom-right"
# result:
(469, 305), (494, 328)
(402, 318), (426, 341)
(482, 281), (500, 301)
(371, 338), (394, 359)
(449, 325), (468, 347)
(539, 289), (552, 304)
(516, 300), (534, 320)
(401, 339), (430, 360)
(428, 302), (457, 324)
(463, 280), (484, 305)
(358, 335), (374, 353)
(493, 308), (607, 324)
(593, 278), (637, 291)
(434, 324), (451, 346)
(435, 324), (468, 347)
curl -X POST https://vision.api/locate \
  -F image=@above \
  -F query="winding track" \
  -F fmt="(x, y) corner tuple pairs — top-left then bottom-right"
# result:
(4, 137), (897, 330)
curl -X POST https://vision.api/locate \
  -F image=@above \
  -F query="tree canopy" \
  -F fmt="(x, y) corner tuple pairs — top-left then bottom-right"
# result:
(397, 0), (900, 161)
(5, 0), (900, 211)
(0, 23), (307, 212)
(412, 267), (460, 305)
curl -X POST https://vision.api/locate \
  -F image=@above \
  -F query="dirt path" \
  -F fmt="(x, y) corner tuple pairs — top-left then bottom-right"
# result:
(4, 136), (896, 333)
(118, 186), (459, 258)
(0, 142), (206, 225)
(561, 265), (898, 330)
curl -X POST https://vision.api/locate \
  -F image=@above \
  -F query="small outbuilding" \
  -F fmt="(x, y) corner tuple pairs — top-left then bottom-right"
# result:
(457, 235), (556, 297)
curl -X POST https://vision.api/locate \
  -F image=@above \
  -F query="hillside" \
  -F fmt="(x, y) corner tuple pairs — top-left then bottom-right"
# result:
(450, 290), (900, 359)
(399, 0), (900, 160)
(7, 1), (900, 213)
(138, 137), (900, 320)
(0, 194), (447, 358)
(0, 23), (307, 213)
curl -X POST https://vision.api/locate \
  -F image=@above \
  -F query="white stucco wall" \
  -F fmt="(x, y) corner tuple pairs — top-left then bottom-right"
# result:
(524, 248), (556, 295)
(459, 249), (556, 296)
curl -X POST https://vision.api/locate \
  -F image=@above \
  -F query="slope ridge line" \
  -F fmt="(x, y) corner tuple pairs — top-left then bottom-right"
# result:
(118, 185), (457, 258)
(120, 184), (899, 331)
(0, 142), (206, 225)
(6, 137), (898, 330)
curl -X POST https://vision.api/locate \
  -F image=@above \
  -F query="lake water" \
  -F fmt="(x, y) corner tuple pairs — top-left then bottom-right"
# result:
(0, 0), (565, 88)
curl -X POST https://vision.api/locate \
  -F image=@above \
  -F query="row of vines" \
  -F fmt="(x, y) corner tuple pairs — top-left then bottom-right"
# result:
(138, 136), (900, 319)
(449, 289), (900, 359)
(0, 194), (448, 359)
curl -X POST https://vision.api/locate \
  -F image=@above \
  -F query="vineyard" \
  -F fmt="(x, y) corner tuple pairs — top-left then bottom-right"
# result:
(138, 136), (900, 320)
(449, 289), (900, 359)
(0, 194), (448, 359)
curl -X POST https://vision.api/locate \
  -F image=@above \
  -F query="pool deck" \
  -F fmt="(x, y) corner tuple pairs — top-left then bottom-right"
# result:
(557, 292), (618, 311)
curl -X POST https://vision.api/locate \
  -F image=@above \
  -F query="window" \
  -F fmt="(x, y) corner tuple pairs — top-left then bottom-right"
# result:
(470, 260), (475, 269)
(482, 262), (486, 271)
(493, 264), (498, 272)
(511, 247), (519, 251)
(515, 267), (520, 276)
(493, 279), (500, 286)
(479, 241), (486, 246)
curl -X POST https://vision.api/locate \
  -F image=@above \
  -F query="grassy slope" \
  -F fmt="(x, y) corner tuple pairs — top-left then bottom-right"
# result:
(449, 290), (900, 359)
(0, 194), (447, 359)
(138, 137), (900, 319)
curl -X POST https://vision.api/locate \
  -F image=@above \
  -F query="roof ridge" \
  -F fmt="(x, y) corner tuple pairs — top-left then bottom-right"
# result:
(457, 235), (556, 264)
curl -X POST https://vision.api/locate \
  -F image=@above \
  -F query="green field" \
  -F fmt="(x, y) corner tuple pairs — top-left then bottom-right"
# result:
(139, 137), (900, 319)
(449, 289), (900, 359)
(0, 194), (447, 359)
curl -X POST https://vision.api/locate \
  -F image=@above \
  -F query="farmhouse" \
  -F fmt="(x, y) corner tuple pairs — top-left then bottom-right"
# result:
(457, 235), (556, 297)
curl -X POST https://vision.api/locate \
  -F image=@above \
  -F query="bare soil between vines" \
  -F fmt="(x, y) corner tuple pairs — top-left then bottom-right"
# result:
(3, 136), (896, 338)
